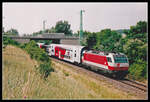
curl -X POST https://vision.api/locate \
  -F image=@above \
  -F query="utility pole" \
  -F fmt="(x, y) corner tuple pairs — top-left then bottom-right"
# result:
(80, 10), (85, 45)
(43, 20), (46, 34)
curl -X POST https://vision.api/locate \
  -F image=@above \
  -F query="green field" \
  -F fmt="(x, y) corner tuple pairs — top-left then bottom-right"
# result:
(3, 45), (139, 99)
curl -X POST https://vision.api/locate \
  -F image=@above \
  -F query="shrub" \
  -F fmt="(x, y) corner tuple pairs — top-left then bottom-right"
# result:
(24, 40), (53, 79)
(19, 43), (27, 49)
(128, 59), (147, 80)
(3, 36), (20, 47)
(38, 62), (54, 79)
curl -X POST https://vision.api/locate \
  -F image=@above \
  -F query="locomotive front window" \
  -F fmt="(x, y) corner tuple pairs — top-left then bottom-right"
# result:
(107, 57), (112, 62)
(113, 55), (128, 63)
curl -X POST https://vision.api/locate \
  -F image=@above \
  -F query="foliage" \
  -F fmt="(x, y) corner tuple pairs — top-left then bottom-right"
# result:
(128, 59), (147, 80)
(32, 30), (43, 36)
(121, 21), (148, 81)
(45, 27), (56, 33)
(122, 21), (147, 63)
(115, 29), (129, 34)
(86, 32), (97, 48)
(79, 31), (92, 46)
(55, 20), (73, 35)
(92, 29), (121, 52)
(38, 63), (54, 79)
(125, 21), (147, 43)
(19, 43), (27, 49)
(84, 21), (147, 81)
(23, 33), (30, 36)
(5, 28), (19, 36)
(24, 40), (53, 79)
(123, 39), (147, 64)
(31, 20), (73, 37)
(24, 41), (48, 62)
(3, 36), (20, 47)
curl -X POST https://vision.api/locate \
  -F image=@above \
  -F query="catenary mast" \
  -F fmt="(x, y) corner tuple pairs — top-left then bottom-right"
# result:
(80, 10), (85, 45)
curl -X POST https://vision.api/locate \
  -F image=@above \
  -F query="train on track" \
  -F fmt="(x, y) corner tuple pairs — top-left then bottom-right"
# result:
(37, 43), (129, 79)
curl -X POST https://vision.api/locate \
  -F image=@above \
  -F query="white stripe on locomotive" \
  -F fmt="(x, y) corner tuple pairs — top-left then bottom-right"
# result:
(82, 60), (108, 69)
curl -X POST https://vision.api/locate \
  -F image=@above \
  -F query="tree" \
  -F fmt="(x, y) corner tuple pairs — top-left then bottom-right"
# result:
(129, 59), (147, 80)
(32, 30), (43, 36)
(5, 28), (19, 36)
(48, 26), (56, 33)
(122, 21), (148, 80)
(86, 32), (97, 48)
(55, 20), (73, 35)
(31, 20), (72, 36)
(123, 39), (147, 64)
(3, 36), (20, 47)
(123, 21), (147, 64)
(93, 29), (121, 52)
(125, 21), (147, 43)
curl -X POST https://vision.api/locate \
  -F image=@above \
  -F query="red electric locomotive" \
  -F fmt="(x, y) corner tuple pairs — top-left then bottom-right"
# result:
(82, 50), (129, 79)
(38, 43), (129, 79)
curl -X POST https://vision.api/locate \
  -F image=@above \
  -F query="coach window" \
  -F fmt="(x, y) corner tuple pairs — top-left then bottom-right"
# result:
(74, 54), (76, 57)
(107, 57), (112, 62)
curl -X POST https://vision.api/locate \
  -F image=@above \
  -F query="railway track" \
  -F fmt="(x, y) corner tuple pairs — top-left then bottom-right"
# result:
(119, 79), (147, 92)
(50, 57), (148, 99)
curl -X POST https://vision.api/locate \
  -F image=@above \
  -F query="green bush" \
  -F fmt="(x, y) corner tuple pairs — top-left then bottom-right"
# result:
(128, 59), (147, 80)
(24, 40), (53, 79)
(38, 62), (54, 79)
(3, 36), (20, 47)
(19, 43), (27, 49)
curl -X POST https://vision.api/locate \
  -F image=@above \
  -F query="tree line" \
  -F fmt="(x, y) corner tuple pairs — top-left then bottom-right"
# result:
(3, 20), (147, 81)
(31, 20), (73, 37)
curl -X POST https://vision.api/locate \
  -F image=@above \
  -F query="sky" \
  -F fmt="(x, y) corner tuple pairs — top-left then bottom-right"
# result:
(3, 3), (147, 36)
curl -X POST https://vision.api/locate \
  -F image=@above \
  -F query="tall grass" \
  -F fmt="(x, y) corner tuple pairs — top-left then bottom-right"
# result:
(3, 36), (53, 79)
(3, 45), (139, 99)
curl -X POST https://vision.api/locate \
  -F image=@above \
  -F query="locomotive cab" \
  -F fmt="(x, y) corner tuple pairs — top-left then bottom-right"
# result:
(106, 53), (129, 79)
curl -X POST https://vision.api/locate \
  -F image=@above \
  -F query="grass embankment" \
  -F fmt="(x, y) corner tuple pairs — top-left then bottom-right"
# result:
(3, 45), (138, 99)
